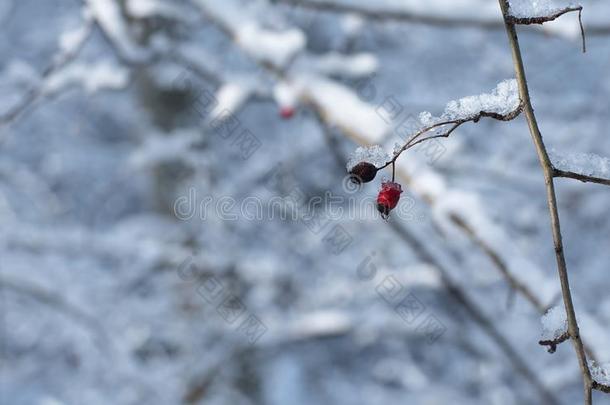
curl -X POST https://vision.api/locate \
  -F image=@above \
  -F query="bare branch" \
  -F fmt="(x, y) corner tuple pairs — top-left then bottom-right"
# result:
(592, 381), (610, 394)
(506, 6), (582, 25)
(379, 103), (523, 170)
(497, 0), (599, 403)
(552, 168), (610, 187)
(539, 331), (569, 353)
(506, 6), (586, 52)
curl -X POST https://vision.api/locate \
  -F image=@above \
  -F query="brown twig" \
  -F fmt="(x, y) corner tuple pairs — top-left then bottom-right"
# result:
(497, 1), (601, 403)
(506, 6), (581, 25)
(506, 6), (586, 52)
(552, 168), (610, 187)
(539, 331), (569, 354)
(592, 381), (610, 394)
(378, 105), (523, 170)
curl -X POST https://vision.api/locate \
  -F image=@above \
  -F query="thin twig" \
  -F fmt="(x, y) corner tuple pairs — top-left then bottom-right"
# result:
(379, 105), (523, 170)
(539, 331), (569, 354)
(505, 6), (581, 25)
(592, 381), (610, 394)
(506, 6), (586, 52)
(497, 1), (597, 403)
(552, 168), (610, 187)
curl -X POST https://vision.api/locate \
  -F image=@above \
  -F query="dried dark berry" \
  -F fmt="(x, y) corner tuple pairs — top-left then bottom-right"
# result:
(348, 161), (377, 184)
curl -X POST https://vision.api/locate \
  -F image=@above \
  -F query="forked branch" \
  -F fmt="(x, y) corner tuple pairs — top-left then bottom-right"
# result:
(497, 0), (606, 403)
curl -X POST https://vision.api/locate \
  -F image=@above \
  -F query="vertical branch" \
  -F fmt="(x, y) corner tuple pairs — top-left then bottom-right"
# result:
(497, 1), (593, 404)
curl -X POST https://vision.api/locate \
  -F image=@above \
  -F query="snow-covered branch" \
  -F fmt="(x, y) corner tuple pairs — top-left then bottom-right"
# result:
(380, 80), (523, 170)
(0, 8), (94, 126)
(550, 150), (610, 187)
(506, 3), (585, 51)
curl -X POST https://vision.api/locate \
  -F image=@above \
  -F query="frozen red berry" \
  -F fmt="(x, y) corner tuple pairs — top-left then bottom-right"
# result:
(377, 181), (402, 219)
(280, 107), (295, 119)
(348, 161), (377, 184)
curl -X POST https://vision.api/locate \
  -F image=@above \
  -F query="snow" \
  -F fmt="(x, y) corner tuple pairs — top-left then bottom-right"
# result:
(340, 13), (365, 36)
(540, 305), (567, 341)
(42, 61), (129, 95)
(508, 0), (573, 18)
(299, 75), (389, 143)
(405, 80), (521, 130)
(126, 0), (191, 20)
(273, 81), (302, 109)
(346, 145), (391, 170)
(236, 23), (306, 68)
(58, 8), (93, 56)
(287, 311), (352, 340)
(209, 82), (252, 119)
(589, 361), (610, 386)
(307, 52), (378, 78)
(442, 79), (520, 122)
(4, 1), (610, 404)
(86, 0), (148, 61)
(129, 130), (200, 169)
(550, 149), (610, 179)
(194, 0), (305, 68)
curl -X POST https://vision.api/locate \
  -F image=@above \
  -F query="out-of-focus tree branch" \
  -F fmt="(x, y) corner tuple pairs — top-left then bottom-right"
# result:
(272, 0), (610, 37)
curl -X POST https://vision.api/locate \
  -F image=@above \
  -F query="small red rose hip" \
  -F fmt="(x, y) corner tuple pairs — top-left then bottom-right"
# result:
(348, 161), (377, 184)
(280, 106), (295, 119)
(377, 181), (402, 219)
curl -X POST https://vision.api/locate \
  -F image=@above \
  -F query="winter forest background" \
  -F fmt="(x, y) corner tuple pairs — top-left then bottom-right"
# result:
(1, 0), (610, 404)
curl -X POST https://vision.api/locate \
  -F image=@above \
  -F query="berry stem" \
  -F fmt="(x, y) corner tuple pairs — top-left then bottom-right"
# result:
(378, 106), (523, 171)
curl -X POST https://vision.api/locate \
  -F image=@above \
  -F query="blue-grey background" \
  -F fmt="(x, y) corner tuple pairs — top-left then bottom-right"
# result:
(1, 1), (609, 404)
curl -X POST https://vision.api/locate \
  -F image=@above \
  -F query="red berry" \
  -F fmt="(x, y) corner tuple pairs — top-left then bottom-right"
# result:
(280, 107), (295, 119)
(377, 181), (402, 219)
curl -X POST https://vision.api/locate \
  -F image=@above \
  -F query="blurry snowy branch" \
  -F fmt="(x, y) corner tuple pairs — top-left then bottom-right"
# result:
(387, 215), (559, 404)
(0, 275), (108, 346)
(272, 0), (610, 39)
(0, 9), (95, 125)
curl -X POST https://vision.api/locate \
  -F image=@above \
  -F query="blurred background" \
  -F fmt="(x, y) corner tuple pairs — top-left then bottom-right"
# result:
(1, 0), (610, 404)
